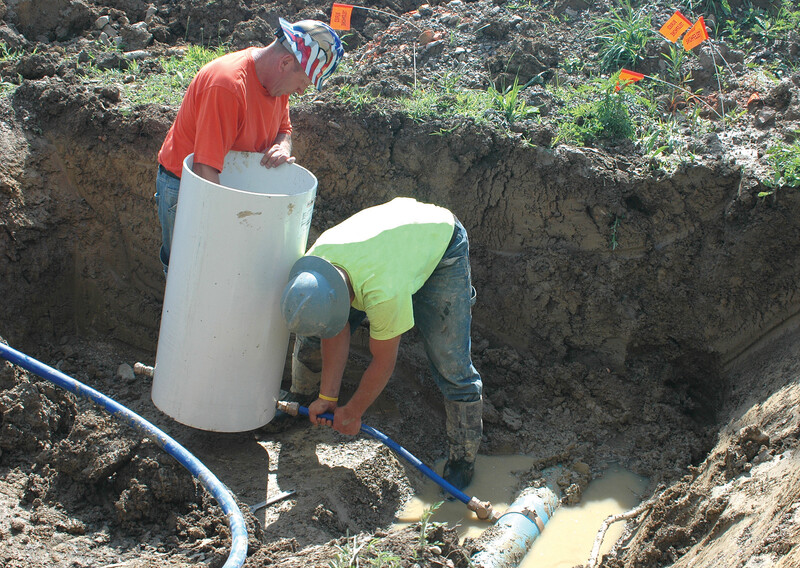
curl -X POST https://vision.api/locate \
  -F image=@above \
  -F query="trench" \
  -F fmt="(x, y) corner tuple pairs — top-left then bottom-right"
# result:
(2, 97), (800, 566)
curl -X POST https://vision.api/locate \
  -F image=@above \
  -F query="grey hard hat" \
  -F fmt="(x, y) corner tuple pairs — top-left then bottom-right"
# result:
(280, 256), (350, 338)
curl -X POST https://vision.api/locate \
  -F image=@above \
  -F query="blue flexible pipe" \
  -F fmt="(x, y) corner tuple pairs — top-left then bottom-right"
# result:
(296, 405), (471, 505)
(0, 342), (248, 568)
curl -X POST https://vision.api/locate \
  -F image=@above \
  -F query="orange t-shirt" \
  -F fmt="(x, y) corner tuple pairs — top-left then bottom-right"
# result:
(158, 47), (292, 177)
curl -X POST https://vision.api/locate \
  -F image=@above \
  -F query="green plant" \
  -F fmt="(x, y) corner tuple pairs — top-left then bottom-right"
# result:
(336, 83), (376, 110)
(328, 533), (367, 568)
(83, 44), (230, 108)
(0, 42), (24, 62)
(593, 0), (654, 72)
(488, 76), (540, 122)
(553, 79), (636, 145)
(759, 140), (800, 197)
(363, 542), (401, 568)
(609, 214), (623, 250)
(417, 501), (443, 548)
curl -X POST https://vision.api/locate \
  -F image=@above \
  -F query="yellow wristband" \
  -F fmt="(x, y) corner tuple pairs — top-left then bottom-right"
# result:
(318, 393), (339, 403)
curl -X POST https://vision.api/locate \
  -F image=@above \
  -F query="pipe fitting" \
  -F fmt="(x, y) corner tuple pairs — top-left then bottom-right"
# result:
(468, 497), (502, 522)
(133, 362), (155, 377)
(276, 400), (299, 416)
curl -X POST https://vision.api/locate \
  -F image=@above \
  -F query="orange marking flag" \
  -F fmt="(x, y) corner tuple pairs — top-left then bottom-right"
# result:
(331, 3), (354, 30)
(683, 16), (709, 50)
(616, 68), (644, 91)
(659, 10), (692, 42)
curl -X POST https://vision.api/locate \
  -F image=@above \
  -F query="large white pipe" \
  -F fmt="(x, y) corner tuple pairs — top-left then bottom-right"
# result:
(151, 152), (317, 432)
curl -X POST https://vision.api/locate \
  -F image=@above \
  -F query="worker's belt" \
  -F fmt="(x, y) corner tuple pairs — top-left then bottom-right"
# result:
(158, 164), (180, 181)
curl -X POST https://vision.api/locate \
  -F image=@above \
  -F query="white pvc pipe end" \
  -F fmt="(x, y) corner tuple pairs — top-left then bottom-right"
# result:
(152, 152), (317, 432)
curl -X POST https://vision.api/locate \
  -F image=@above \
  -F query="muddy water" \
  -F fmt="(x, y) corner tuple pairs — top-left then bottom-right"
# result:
(397, 458), (647, 566)
(521, 465), (648, 568)
(395, 455), (539, 538)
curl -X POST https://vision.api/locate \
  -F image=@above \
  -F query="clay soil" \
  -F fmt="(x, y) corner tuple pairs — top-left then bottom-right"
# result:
(1, 0), (800, 567)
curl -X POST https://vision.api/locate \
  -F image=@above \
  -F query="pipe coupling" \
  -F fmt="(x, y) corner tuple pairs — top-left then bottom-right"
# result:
(468, 497), (502, 522)
(276, 400), (300, 416)
(133, 362), (155, 377)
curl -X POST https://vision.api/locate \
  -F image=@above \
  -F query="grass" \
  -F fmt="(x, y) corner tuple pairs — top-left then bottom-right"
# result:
(80, 43), (229, 108)
(335, 83), (376, 111)
(552, 77), (640, 146)
(488, 76), (541, 123)
(327, 534), (402, 568)
(417, 500), (443, 548)
(0, 42), (25, 99)
(593, 0), (654, 72)
(759, 140), (800, 198)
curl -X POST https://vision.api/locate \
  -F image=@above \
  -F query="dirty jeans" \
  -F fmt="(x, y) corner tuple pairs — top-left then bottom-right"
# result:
(155, 165), (181, 274)
(294, 217), (482, 403)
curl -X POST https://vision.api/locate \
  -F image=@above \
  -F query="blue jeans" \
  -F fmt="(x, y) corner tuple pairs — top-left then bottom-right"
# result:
(155, 165), (181, 274)
(412, 217), (482, 403)
(295, 217), (482, 403)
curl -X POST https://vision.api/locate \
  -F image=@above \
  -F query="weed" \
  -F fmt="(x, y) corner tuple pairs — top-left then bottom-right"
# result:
(401, 72), (494, 125)
(609, 214), (623, 250)
(759, 140), (800, 198)
(488, 76), (539, 122)
(593, 0), (654, 72)
(0, 81), (16, 99)
(336, 83), (376, 110)
(81, 44), (229, 108)
(553, 78), (636, 145)
(363, 542), (401, 567)
(418, 501), (443, 548)
(329, 533), (367, 568)
(0, 42), (24, 62)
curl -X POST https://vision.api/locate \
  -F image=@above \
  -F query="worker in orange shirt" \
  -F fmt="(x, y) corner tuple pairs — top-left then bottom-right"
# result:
(155, 18), (343, 272)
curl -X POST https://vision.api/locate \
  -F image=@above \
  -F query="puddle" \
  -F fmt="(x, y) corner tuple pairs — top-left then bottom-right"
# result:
(521, 465), (648, 568)
(396, 457), (648, 567)
(396, 455), (538, 539)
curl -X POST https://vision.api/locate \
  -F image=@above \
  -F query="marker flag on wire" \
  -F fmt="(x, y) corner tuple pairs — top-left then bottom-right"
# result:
(682, 16), (709, 50)
(616, 68), (644, 91)
(330, 3), (354, 30)
(659, 10), (692, 42)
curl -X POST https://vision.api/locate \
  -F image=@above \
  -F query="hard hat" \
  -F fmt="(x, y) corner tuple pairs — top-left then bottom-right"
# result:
(281, 256), (350, 338)
(277, 18), (344, 91)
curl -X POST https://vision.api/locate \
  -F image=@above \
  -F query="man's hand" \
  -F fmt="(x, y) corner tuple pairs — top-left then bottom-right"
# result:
(260, 143), (296, 168)
(308, 398), (336, 426)
(261, 132), (294, 168)
(332, 403), (363, 436)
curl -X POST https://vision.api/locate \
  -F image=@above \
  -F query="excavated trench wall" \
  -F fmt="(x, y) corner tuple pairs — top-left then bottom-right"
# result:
(2, 89), (800, 424)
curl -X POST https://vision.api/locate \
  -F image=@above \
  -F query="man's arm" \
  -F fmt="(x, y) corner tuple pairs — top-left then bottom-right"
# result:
(307, 324), (351, 423)
(331, 335), (401, 436)
(192, 162), (220, 184)
(260, 131), (296, 168)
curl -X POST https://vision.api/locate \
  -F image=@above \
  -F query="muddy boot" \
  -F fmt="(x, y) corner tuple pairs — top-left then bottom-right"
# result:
(255, 340), (321, 436)
(442, 398), (483, 491)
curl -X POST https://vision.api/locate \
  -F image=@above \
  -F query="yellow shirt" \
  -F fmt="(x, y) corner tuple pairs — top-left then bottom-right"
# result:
(308, 198), (455, 340)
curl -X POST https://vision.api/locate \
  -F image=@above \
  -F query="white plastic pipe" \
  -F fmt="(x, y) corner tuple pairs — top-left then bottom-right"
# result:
(152, 152), (317, 432)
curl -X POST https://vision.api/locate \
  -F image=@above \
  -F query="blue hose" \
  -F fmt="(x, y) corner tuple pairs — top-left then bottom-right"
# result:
(296, 405), (472, 505)
(0, 342), (248, 568)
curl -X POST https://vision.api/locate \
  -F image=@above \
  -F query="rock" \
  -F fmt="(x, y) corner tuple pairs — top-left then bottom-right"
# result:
(120, 22), (153, 51)
(116, 363), (135, 382)
(501, 407), (523, 431)
(754, 109), (776, 128)
(765, 79), (793, 110)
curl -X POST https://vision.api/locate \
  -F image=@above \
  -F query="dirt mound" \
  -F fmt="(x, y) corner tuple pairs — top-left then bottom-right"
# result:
(1, 0), (800, 567)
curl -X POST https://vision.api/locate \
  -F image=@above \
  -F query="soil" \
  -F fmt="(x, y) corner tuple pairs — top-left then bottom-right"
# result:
(1, 0), (800, 567)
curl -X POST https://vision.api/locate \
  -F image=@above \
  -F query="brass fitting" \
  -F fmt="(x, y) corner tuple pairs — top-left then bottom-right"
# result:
(133, 362), (154, 377)
(276, 400), (300, 416)
(467, 497), (502, 523)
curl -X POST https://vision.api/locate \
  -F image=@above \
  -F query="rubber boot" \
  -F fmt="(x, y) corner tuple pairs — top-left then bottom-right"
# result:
(255, 340), (320, 435)
(442, 398), (483, 491)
